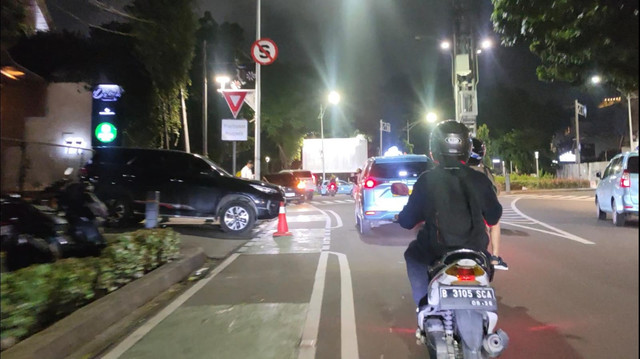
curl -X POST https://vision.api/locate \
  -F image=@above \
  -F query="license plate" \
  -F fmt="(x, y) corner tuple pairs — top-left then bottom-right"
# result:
(285, 193), (295, 197)
(439, 286), (497, 311)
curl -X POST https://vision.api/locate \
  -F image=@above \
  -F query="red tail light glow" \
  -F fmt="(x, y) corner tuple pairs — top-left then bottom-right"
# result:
(79, 167), (88, 177)
(621, 170), (630, 188)
(297, 181), (306, 189)
(364, 177), (377, 189)
(445, 263), (485, 282)
(455, 267), (476, 281)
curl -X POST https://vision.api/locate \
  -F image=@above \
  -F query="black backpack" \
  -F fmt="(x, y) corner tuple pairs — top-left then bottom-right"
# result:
(426, 167), (488, 253)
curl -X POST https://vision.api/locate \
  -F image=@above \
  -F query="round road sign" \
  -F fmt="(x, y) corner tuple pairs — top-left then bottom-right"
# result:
(251, 38), (278, 65)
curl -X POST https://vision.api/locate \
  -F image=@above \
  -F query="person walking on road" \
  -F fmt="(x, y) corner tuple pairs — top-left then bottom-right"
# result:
(240, 160), (254, 179)
(468, 138), (508, 270)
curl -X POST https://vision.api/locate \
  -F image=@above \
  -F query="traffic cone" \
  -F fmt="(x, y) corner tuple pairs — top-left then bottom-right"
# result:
(273, 201), (292, 237)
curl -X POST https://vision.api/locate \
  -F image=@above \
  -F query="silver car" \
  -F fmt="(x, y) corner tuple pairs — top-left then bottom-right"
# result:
(595, 151), (638, 226)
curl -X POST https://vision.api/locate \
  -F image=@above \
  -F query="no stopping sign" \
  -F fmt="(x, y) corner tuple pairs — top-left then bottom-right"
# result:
(251, 38), (278, 65)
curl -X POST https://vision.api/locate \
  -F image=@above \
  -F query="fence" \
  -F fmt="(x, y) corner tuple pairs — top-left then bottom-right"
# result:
(1, 137), (94, 194)
(555, 161), (609, 187)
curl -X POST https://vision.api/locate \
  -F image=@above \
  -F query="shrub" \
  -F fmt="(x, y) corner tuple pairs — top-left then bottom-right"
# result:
(1, 228), (180, 347)
(495, 174), (589, 191)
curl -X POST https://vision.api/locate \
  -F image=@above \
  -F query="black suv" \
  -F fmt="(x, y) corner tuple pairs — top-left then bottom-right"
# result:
(82, 147), (284, 234)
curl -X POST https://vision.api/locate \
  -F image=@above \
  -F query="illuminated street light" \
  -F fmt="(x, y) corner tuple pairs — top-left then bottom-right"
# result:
(426, 112), (438, 123)
(476, 49), (482, 54)
(590, 74), (636, 150)
(215, 75), (231, 90)
(440, 41), (451, 50)
(328, 91), (341, 105)
(481, 39), (492, 49)
(590, 75), (602, 85)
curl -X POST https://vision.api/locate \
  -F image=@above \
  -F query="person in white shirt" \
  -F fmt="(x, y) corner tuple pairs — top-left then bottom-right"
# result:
(240, 160), (254, 179)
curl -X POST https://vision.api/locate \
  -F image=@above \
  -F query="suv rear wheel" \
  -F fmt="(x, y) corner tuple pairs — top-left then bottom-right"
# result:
(596, 197), (606, 220)
(219, 200), (255, 234)
(612, 198), (626, 227)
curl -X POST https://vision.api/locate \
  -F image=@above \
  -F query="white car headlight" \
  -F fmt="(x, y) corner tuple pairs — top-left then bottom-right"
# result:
(250, 184), (279, 194)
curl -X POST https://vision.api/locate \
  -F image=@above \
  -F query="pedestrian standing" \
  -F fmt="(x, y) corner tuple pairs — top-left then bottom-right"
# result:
(240, 160), (254, 179)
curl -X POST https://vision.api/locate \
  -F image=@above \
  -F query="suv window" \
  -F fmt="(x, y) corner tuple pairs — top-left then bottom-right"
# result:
(369, 160), (431, 178)
(627, 156), (638, 174)
(611, 157), (624, 175)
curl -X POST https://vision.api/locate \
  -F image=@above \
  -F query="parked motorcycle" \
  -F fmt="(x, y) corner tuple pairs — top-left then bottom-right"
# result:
(416, 249), (508, 358)
(1, 169), (108, 271)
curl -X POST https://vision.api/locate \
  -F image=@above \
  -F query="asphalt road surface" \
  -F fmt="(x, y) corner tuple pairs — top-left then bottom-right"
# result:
(102, 190), (638, 359)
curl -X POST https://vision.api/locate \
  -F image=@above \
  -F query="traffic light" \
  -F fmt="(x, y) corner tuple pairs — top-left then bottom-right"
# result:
(92, 84), (123, 147)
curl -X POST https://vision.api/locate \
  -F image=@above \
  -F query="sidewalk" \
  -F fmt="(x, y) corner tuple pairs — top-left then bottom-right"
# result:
(500, 187), (595, 195)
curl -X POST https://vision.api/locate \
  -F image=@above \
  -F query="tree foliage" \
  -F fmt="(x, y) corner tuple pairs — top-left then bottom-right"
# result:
(491, 0), (639, 93)
(1, 0), (32, 51)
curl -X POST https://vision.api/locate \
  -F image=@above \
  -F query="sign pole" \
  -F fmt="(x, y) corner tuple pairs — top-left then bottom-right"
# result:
(574, 99), (581, 179)
(379, 119), (383, 156)
(254, 0), (262, 181)
(202, 40), (208, 157)
(233, 141), (237, 175)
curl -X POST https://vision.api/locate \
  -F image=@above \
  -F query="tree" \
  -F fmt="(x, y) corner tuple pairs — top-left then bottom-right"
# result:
(125, 0), (197, 148)
(491, 0), (639, 93)
(1, 0), (32, 51)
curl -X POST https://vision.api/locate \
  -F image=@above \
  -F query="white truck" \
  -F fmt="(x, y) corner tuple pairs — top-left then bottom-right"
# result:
(302, 137), (368, 175)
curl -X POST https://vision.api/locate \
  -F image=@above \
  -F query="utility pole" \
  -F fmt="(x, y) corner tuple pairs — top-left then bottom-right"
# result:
(379, 119), (383, 156)
(202, 39), (208, 157)
(574, 99), (581, 179)
(254, 0), (262, 180)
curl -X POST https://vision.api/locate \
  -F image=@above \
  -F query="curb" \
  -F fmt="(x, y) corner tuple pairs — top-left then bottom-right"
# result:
(3, 247), (206, 359)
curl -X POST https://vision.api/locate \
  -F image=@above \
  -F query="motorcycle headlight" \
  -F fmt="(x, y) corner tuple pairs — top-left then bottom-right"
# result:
(250, 184), (279, 194)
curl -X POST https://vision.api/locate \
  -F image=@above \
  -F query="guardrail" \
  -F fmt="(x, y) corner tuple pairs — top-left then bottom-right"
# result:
(1, 137), (94, 194)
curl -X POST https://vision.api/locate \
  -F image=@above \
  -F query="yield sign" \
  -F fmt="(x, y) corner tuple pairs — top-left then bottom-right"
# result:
(222, 91), (248, 118)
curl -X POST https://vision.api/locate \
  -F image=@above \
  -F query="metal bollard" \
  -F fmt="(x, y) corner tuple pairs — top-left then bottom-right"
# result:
(145, 191), (160, 228)
(505, 172), (511, 193)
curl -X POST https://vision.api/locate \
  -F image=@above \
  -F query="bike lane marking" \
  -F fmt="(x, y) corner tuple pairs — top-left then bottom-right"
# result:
(501, 197), (595, 245)
(102, 253), (241, 359)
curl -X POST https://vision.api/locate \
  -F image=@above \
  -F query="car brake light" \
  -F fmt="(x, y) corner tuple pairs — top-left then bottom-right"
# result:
(79, 167), (88, 177)
(364, 177), (377, 189)
(621, 170), (631, 188)
(297, 181), (306, 189)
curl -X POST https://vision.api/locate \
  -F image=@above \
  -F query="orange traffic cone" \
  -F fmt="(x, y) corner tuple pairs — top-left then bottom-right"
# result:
(273, 201), (292, 237)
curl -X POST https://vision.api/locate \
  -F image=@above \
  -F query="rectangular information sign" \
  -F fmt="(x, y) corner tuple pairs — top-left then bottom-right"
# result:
(221, 119), (248, 141)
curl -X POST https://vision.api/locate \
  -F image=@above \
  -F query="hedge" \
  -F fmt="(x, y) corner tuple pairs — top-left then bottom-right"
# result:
(495, 174), (590, 191)
(0, 228), (180, 348)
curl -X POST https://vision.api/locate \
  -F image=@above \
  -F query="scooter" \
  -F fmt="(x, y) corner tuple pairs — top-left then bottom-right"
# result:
(327, 182), (338, 197)
(1, 169), (107, 271)
(416, 249), (508, 358)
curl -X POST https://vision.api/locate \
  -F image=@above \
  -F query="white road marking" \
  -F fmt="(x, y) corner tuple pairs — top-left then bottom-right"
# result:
(102, 253), (241, 359)
(331, 251), (359, 359)
(326, 210), (344, 229)
(298, 252), (329, 359)
(505, 198), (595, 245)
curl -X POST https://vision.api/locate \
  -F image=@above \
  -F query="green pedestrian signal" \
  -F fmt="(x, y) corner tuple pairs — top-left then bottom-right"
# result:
(95, 122), (117, 143)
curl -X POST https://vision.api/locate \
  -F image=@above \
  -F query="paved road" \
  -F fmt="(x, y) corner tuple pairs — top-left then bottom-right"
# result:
(101, 191), (638, 359)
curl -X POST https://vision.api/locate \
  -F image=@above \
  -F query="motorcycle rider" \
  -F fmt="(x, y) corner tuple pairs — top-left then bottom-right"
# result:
(468, 138), (508, 270)
(396, 120), (502, 311)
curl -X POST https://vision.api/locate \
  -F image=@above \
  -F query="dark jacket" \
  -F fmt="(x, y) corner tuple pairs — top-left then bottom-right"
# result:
(398, 163), (502, 257)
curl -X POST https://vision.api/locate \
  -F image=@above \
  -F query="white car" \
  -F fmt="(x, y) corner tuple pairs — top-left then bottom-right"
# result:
(595, 151), (638, 226)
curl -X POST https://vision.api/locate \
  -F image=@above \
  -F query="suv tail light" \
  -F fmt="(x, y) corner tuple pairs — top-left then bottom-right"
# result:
(297, 181), (306, 189)
(621, 170), (631, 188)
(364, 177), (378, 189)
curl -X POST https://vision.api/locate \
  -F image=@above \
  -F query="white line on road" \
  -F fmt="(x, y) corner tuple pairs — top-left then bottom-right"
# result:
(331, 251), (360, 359)
(326, 210), (344, 229)
(102, 253), (241, 359)
(298, 251), (329, 359)
(508, 198), (595, 245)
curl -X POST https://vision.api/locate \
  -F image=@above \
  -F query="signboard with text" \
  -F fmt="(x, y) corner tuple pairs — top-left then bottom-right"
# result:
(221, 119), (248, 141)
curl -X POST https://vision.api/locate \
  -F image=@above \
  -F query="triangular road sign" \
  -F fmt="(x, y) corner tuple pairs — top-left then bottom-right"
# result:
(223, 91), (248, 118)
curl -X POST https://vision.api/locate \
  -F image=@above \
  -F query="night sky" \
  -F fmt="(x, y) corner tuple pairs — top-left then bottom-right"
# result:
(46, 0), (621, 154)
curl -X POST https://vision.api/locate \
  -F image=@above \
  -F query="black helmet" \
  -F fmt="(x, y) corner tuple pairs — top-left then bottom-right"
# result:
(467, 138), (486, 166)
(429, 120), (472, 164)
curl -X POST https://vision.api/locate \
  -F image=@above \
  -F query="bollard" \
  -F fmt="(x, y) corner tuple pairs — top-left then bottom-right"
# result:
(145, 191), (160, 228)
(505, 172), (511, 193)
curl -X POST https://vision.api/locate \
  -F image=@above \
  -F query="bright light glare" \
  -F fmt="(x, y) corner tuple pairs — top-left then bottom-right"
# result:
(440, 41), (450, 50)
(215, 75), (230, 84)
(328, 91), (341, 105)
(398, 170), (408, 177)
(481, 39), (492, 49)
(476, 49), (482, 54)
(265, 156), (270, 163)
(426, 112), (437, 123)
(492, 158), (501, 164)
(384, 146), (403, 157)
(590, 75), (602, 84)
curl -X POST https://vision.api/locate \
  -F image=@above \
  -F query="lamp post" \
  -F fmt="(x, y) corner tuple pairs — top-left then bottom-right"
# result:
(319, 91), (341, 183)
(534, 151), (539, 177)
(265, 156), (270, 174)
(590, 75), (637, 151)
(405, 112), (437, 152)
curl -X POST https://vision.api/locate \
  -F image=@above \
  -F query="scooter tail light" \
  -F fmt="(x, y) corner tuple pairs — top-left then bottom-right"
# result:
(620, 170), (630, 188)
(445, 264), (485, 281)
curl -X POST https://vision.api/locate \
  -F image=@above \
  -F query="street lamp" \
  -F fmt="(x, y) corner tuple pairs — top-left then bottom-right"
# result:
(265, 156), (270, 173)
(426, 112), (437, 123)
(404, 112), (437, 153)
(215, 75), (230, 89)
(319, 91), (341, 182)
